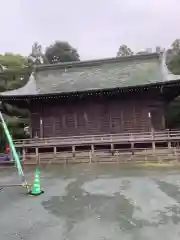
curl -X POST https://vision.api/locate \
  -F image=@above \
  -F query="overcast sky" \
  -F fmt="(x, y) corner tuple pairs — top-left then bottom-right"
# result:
(0, 0), (180, 60)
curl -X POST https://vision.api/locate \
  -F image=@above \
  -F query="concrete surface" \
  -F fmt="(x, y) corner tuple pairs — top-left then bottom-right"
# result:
(0, 165), (180, 239)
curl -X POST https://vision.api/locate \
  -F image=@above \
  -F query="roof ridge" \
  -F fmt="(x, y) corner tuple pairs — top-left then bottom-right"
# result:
(34, 52), (160, 72)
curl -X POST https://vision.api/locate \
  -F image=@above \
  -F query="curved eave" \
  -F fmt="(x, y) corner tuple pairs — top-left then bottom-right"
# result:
(0, 72), (37, 97)
(1, 80), (180, 102)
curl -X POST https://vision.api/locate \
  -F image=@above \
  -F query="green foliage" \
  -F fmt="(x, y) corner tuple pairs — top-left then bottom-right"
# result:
(0, 54), (30, 142)
(28, 42), (49, 65)
(45, 41), (80, 63)
(0, 53), (32, 92)
(0, 67), (32, 91)
(3, 103), (29, 118)
(166, 98), (180, 129)
(0, 40), (80, 144)
(171, 39), (180, 54)
(117, 45), (133, 57)
(166, 41), (180, 129)
(0, 53), (28, 68)
(0, 103), (29, 139)
(168, 55), (180, 75)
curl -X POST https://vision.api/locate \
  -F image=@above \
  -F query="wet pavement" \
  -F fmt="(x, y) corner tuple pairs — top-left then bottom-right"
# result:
(0, 165), (180, 239)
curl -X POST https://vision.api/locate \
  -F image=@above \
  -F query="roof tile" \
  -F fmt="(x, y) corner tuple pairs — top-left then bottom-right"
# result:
(1, 52), (179, 97)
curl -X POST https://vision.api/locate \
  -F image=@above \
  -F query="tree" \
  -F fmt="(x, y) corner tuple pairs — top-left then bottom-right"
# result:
(117, 45), (133, 57)
(168, 55), (180, 75)
(165, 39), (180, 129)
(0, 53), (28, 68)
(0, 53), (31, 143)
(167, 39), (180, 75)
(0, 53), (32, 91)
(171, 39), (180, 54)
(45, 41), (80, 64)
(166, 98), (180, 129)
(28, 42), (47, 65)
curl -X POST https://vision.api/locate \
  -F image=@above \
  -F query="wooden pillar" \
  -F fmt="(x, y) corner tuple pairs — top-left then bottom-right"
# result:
(52, 118), (56, 137)
(74, 113), (77, 129)
(110, 144), (114, 156)
(162, 115), (165, 129)
(30, 125), (33, 138)
(116, 150), (119, 163)
(109, 113), (112, 131)
(121, 110), (124, 132)
(131, 142), (134, 155)
(40, 117), (43, 138)
(53, 146), (57, 161)
(144, 149), (148, 162)
(35, 147), (39, 164)
(22, 148), (26, 162)
(72, 146), (76, 161)
(91, 144), (94, 153)
(91, 144), (94, 163)
(133, 106), (136, 129)
(168, 141), (171, 149)
(150, 125), (156, 153)
(89, 151), (92, 163)
(152, 142), (156, 152)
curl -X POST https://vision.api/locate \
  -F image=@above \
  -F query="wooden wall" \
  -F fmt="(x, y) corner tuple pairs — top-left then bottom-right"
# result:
(30, 97), (165, 138)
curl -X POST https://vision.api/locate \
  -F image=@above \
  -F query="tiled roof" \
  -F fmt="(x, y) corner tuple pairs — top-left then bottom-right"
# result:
(1, 51), (180, 97)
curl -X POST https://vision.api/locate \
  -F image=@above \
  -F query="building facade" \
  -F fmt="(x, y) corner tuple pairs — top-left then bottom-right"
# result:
(1, 52), (180, 139)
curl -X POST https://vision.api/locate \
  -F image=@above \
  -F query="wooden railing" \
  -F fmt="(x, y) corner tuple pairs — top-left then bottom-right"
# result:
(22, 147), (180, 165)
(13, 130), (180, 147)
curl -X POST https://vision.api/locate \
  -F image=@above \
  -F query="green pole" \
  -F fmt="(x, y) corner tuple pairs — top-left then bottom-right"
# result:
(0, 112), (27, 185)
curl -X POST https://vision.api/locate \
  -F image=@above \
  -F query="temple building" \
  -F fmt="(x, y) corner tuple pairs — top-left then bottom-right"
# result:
(1, 51), (180, 139)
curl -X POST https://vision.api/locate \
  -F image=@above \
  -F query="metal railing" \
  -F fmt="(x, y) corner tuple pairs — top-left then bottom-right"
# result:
(13, 130), (180, 147)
